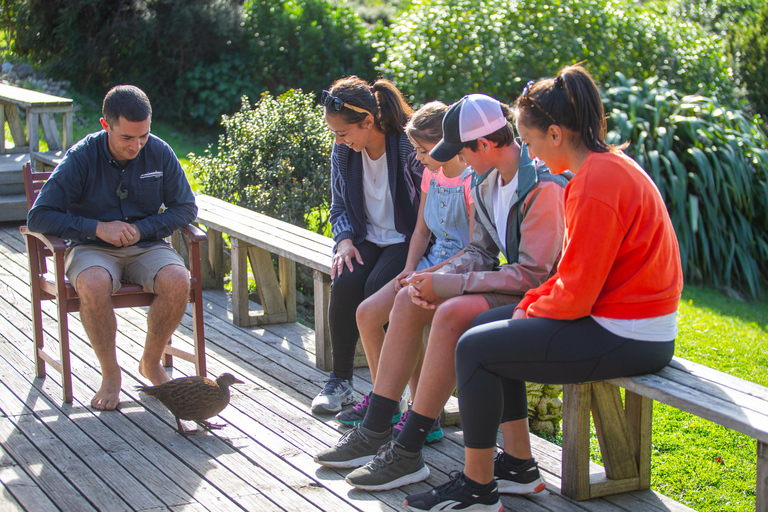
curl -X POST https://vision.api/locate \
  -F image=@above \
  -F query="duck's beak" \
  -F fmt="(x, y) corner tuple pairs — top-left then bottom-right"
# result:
(233, 377), (245, 385)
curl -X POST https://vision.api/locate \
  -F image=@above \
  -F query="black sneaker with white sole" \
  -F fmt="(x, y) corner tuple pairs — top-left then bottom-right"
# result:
(493, 452), (546, 494)
(404, 471), (502, 512)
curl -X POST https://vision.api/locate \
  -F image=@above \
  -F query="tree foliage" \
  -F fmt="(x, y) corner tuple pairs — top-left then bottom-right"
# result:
(190, 90), (333, 230)
(379, 0), (735, 106)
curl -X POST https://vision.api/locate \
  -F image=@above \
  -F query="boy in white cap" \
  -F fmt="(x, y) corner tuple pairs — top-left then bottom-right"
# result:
(314, 94), (568, 492)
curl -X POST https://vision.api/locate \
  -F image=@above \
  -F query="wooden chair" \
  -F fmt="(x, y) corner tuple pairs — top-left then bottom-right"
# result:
(19, 162), (207, 402)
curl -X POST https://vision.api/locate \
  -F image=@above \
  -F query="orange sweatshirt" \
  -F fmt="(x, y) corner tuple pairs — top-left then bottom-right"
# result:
(517, 151), (683, 320)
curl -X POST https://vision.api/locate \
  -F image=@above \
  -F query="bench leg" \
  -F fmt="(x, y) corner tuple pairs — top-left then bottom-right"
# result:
(313, 270), (332, 371)
(758, 440), (767, 512)
(231, 238), (250, 327)
(562, 382), (648, 501)
(562, 383), (592, 501)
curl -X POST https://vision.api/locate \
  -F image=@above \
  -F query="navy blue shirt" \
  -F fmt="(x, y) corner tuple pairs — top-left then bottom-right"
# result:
(28, 130), (197, 247)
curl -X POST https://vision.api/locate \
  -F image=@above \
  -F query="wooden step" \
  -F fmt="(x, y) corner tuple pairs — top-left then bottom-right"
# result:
(0, 194), (27, 222)
(0, 153), (29, 196)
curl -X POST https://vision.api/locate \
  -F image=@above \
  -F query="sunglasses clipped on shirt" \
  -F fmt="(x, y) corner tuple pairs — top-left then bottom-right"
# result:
(321, 90), (370, 115)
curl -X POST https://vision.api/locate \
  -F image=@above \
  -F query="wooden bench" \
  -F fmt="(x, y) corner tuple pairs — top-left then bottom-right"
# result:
(0, 84), (73, 169)
(194, 193), (461, 424)
(562, 356), (768, 511)
(194, 193), (339, 368)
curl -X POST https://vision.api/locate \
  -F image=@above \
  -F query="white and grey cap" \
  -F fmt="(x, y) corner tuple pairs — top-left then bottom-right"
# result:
(430, 94), (507, 162)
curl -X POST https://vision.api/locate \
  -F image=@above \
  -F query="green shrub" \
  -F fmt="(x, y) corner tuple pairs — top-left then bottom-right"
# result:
(379, 0), (735, 106)
(176, 0), (377, 125)
(603, 73), (768, 298)
(736, 0), (768, 120)
(190, 89), (333, 230)
(11, 0), (244, 121)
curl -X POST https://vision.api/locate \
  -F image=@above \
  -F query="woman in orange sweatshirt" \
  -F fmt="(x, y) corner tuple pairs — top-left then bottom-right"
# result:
(404, 64), (684, 512)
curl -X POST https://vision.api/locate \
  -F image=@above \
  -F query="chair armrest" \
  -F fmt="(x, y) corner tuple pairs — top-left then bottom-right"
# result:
(20, 226), (68, 253)
(180, 224), (207, 244)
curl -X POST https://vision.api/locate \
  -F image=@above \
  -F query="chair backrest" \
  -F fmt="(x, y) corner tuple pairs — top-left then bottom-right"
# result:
(22, 162), (53, 210)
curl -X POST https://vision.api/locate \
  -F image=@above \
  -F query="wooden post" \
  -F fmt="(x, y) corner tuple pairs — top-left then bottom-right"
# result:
(279, 256), (296, 323)
(5, 103), (26, 150)
(231, 238), (250, 327)
(313, 270), (332, 371)
(758, 440), (767, 512)
(562, 383), (592, 501)
(207, 227), (224, 288)
(625, 390), (653, 490)
(27, 107), (39, 153)
(591, 382), (639, 482)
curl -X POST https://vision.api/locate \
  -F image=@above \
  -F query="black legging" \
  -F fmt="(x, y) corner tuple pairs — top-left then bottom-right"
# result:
(328, 240), (409, 379)
(456, 304), (674, 449)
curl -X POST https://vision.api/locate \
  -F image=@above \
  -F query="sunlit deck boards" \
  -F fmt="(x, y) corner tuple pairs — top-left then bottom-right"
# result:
(0, 222), (694, 512)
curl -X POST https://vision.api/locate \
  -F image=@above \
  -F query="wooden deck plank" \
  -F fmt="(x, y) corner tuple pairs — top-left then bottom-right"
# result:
(0, 223), (697, 512)
(0, 443), (58, 512)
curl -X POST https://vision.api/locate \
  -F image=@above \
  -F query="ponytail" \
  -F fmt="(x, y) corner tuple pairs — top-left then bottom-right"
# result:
(513, 64), (626, 153)
(327, 76), (412, 134)
(371, 79), (413, 134)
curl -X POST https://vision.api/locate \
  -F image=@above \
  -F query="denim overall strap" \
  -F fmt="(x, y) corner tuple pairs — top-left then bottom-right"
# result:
(418, 171), (472, 270)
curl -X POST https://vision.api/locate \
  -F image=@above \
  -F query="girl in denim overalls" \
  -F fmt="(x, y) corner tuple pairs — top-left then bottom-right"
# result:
(336, 102), (474, 426)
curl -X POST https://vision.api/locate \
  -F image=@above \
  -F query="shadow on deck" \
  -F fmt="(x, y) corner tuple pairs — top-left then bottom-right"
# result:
(0, 222), (694, 512)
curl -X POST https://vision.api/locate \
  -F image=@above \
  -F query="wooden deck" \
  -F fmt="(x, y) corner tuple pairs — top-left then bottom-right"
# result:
(0, 222), (695, 512)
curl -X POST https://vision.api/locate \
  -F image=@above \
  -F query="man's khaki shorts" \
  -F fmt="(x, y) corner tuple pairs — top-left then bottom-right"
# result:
(65, 243), (187, 294)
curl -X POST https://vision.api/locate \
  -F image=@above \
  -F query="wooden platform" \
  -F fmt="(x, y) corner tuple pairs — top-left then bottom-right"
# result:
(0, 222), (695, 512)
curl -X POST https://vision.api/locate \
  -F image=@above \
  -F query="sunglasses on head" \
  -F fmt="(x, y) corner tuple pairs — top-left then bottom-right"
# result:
(321, 90), (370, 115)
(520, 80), (558, 126)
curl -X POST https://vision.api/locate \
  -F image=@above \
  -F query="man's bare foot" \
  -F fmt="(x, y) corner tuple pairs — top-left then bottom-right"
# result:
(139, 358), (172, 386)
(92, 376), (121, 410)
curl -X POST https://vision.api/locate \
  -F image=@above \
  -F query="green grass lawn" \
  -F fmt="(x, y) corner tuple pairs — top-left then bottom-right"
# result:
(648, 285), (767, 511)
(539, 285), (766, 512)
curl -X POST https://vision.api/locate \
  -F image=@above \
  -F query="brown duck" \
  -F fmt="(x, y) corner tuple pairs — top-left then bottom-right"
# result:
(137, 373), (244, 435)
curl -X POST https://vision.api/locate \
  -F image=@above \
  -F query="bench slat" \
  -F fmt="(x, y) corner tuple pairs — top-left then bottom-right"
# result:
(668, 356), (768, 402)
(609, 372), (768, 444)
(195, 209), (332, 273)
(196, 195), (334, 251)
(652, 364), (768, 419)
(196, 207), (333, 261)
(195, 197), (333, 273)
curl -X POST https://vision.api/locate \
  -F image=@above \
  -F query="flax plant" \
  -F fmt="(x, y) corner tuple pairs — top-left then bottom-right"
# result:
(603, 74), (768, 299)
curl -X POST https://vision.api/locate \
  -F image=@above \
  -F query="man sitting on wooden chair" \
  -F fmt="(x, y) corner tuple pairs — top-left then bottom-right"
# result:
(27, 85), (198, 411)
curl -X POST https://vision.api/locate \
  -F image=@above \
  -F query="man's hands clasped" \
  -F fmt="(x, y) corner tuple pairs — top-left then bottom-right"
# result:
(96, 220), (141, 247)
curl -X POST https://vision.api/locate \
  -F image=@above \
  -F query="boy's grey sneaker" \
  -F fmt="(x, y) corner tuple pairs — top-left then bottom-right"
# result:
(336, 393), (404, 426)
(345, 441), (430, 491)
(404, 471), (501, 512)
(313, 425), (391, 468)
(393, 409), (444, 444)
(311, 372), (354, 414)
(493, 452), (546, 494)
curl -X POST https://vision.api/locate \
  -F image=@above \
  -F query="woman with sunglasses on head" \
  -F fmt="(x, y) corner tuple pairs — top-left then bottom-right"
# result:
(404, 64), (683, 512)
(311, 76), (425, 415)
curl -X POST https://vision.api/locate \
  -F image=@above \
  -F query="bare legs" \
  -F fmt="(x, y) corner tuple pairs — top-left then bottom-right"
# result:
(139, 265), (189, 385)
(77, 267), (120, 410)
(357, 281), (425, 396)
(369, 288), (437, 401)
(77, 264), (189, 410)
(410, 294), (490, 419)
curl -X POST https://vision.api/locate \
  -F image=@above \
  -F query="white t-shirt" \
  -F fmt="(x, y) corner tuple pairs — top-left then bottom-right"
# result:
(362, 148), (405, 245)
(492, 170), (519, 253)
(592, 312), (678, 341)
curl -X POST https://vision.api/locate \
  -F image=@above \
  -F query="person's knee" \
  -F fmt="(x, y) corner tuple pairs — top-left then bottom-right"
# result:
(356, 295), (380, 331)
(153, 264), (190, 297)
(76, 266), (113, 301)
(455, 329), (482, 364)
